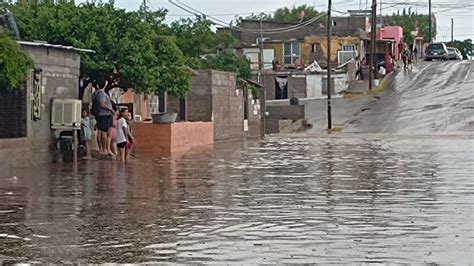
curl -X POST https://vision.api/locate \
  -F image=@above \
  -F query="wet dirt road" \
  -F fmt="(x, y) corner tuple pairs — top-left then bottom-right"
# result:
(346, 60), (474, 133)
(1, 61), (473, 264)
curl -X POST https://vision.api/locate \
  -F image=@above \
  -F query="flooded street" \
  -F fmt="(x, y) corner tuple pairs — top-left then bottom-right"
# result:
(1, 133), (473, 264)
(1, 61), (473, 264)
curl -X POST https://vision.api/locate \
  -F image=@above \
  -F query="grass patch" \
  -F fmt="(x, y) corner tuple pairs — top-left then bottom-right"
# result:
(327, 127), (343, 133)
(368, 79), (387, 96)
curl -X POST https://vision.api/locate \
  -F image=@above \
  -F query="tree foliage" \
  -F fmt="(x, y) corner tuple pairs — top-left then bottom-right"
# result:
(154, 35), (189, 97)
(3, 1), (189, 96)
(0, 33), (33, 90)
(243, 5), (326, 24)
(168, 16), (215, 60)
(1, 2), (252, 96)
(197, 49), (251, 80)
(446, 39), (473, 60)
(386, 8), (436, 45)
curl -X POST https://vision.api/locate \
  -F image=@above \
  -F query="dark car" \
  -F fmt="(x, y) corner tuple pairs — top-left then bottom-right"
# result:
(425, 43), (449, 61)
(447, 47), (462, 60)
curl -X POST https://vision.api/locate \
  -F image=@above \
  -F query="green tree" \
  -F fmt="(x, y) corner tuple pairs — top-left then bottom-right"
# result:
(197, 49), (251, 80)
(153, 35), (190, 97)
(5, 2), (190, 96)
(387, 8), (436, 45)
(168, 16), (215, 60)
(242, 4), (326, 24)
(273, 5), (326, 23)
(214, 30), (239, 49)
(446, 39), (472, 60)
(0, 33), (33, 90)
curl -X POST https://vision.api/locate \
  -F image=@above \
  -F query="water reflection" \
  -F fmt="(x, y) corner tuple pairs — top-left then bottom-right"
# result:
(0, 134), (472, 264)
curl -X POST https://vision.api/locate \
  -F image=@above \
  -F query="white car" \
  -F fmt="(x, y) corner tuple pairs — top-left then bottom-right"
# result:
(447, 47), (462, 60)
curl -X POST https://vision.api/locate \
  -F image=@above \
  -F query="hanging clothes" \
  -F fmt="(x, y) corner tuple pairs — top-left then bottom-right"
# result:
(275, 77), (288, 99)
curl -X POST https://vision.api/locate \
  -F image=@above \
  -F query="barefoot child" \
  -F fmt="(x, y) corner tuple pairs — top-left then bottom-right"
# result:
(80, 109), (92, 159)
(116, 108), (134, 163)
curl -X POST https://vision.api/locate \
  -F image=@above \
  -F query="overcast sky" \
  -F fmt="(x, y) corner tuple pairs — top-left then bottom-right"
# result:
(95, 0), (473, 42)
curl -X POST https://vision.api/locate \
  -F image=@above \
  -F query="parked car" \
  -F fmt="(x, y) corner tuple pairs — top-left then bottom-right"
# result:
(447, 47), (462, 60)
(425, 43), (449, 61)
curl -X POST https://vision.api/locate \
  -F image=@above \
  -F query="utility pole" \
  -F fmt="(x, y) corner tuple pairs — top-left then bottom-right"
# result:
(451, 18), (453, 44)
(141, 0), (148, 19)
(368, 0), (376, 91)
(428, 0), (432, 43)
(380, 0), (383, 27)
(327, 0), (332, 130)
(259, 19), (267, 136)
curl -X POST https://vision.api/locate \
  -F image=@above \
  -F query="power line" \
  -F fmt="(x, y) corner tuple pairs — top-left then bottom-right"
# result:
(168, 0), (327, 34)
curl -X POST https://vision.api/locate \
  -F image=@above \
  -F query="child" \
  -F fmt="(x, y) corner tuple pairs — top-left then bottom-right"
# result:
(125, 110), (134, 161)
(80, 109), (92, 159)
(109, 104), (118, 157)
(116, 108), (134, 163)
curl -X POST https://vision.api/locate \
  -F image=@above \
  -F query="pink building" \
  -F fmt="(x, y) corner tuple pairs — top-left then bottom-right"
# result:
(379, 26), (404, 59)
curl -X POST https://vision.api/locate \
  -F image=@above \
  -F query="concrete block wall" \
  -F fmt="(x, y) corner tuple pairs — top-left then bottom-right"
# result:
(165, 70), (246, 141)
(247, 99), (262, 138)
(265, 105), (305, 134)
(188, 71), (213, 122)
(263, 73), (307, 101)
(0, 44), (81, 168)
(210, 70), (244, 141)
(290, 76), (307, 99)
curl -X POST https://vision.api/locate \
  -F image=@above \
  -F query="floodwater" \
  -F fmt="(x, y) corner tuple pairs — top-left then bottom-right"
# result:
(1, 133), (473, 264)
(1, 61), (473, 263)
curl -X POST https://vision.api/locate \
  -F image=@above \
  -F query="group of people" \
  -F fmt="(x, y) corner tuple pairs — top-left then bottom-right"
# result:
(401, 48), (415, 71)
(354, 43), (418, 80)
(80, 77), (134, 163)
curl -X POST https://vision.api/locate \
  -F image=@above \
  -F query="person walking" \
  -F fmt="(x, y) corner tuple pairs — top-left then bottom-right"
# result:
(355, 56), (364, 81)
(402, 49), (409, 71)
(413, 46), (418, 62)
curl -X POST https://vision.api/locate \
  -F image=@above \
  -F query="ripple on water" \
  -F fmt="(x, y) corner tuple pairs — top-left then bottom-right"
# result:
(0, 134), (473, 264)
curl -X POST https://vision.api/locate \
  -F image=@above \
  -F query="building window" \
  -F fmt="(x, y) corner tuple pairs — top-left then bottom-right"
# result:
(342, 44), (356, 51)
(284, 42), (300, 64)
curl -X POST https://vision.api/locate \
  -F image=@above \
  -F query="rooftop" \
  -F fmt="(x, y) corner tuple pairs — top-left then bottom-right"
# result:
(17, 40), (95, 53)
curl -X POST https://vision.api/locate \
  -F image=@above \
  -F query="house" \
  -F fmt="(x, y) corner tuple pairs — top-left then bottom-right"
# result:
(225, 15), (369, 70)
(0, 41), (93, 167)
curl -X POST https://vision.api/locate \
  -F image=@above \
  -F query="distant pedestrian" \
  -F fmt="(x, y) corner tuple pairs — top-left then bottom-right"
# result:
(402, 50), (409, 71)
(413, 46), (418, 62)
(407, 51), (413, 70)
(355, 56), (364, 80)
(398, 41), (404, 60)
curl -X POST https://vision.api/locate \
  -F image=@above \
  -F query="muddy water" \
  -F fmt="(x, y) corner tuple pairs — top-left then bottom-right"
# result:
(1, 134), (473, 264)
